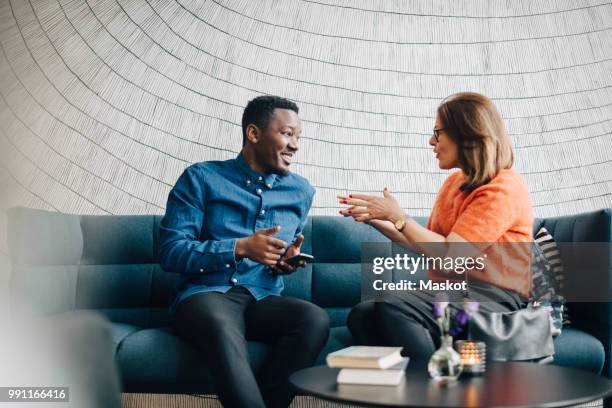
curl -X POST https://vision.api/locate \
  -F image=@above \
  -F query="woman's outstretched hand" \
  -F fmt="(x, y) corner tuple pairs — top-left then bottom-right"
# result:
(338, 187), (405, 223)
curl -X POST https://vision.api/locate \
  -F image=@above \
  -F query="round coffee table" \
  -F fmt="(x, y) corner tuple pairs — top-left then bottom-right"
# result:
(290, 362), (612, 407)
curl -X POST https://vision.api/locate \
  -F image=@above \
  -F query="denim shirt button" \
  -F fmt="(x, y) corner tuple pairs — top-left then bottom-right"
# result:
(260, 209), (265, 215)
(231, 277), (238, 284)
(225, 263), (231, 268)
(266, 183), (272, 188)
(256, 188), (262, 195)
(258, 176), (263, 181)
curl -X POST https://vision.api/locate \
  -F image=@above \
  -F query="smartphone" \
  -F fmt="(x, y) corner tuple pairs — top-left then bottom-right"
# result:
(284, 253), (314, 267)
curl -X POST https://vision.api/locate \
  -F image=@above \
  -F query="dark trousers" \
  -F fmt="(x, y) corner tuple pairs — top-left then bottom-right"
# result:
(348, 281), (525, 367)
(173, 287), (330, 408)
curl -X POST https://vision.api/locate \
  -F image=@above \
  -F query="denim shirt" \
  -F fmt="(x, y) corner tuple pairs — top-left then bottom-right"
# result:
(159, 154), (315, 309)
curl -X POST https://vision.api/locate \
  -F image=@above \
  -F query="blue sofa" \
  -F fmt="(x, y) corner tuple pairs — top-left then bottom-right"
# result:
(7, 207), (611, 394)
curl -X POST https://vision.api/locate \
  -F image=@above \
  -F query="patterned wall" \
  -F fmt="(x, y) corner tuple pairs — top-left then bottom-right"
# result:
(1, 0), (612, 263)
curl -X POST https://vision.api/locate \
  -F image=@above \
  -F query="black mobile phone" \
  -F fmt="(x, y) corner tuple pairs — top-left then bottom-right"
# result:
(284, 253), (314, 267)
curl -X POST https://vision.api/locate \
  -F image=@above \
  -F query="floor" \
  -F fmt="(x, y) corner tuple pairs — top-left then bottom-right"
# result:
(121, 393), (604, 407)
(122, 394), (360, 407)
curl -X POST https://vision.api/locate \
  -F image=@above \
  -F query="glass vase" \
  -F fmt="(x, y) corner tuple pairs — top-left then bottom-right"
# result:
(428, 335), (463, 383)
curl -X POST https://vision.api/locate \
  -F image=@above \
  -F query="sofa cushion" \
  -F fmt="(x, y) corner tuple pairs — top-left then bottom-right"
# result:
(282, 264), (313, 301)
(312, 263), (361, 308)
(311, 216), (389, 263)
(110, 323), (141, 350)
(315, 326), (354, 366)
(534, 209), (612, 243)
(552, 328), (605, 374)
(77, 265), (155, 310)
(115, 327), (271, 394)
(326, 307), (351, 328)
(73, 264), (177, 327)
(80, 215), (155, 265)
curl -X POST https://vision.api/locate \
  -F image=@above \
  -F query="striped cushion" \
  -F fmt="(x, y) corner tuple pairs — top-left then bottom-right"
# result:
(531, 243), (560, 302)
(534, 227), (570, 326)
(535, 228), (564, 293)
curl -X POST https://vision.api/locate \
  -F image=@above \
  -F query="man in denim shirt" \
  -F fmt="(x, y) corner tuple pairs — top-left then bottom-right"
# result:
(160, 96), (329, 408)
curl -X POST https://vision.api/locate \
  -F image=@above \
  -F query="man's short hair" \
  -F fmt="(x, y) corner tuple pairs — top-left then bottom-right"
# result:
(242, 96), (299, 146)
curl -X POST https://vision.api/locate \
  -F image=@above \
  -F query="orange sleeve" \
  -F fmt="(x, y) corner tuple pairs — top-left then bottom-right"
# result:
(451, 179), (521, 243)
(427, 171), (461, 231)
(426, 209), (434, 230)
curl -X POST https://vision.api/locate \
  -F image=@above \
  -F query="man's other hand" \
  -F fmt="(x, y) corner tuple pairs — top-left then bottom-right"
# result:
(272, 234), (305, 275)
(235, 226), (287, 267)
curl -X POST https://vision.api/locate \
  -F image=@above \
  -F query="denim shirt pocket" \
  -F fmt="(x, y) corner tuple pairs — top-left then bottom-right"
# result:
(206, 200), (247, 238)
(272, 211), (300, 243)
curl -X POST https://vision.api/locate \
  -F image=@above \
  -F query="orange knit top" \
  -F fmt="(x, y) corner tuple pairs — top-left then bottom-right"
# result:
(427, 168), (534, 298)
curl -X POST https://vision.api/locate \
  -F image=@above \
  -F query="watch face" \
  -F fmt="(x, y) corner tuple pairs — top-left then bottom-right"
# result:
(395, 219), (405, 231)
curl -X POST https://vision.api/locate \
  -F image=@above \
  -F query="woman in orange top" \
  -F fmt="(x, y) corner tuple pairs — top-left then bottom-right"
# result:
(339, 92), (534, 365)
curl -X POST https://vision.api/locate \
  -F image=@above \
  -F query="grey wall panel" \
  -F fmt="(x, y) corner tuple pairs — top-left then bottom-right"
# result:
(0, 0), (610, 233)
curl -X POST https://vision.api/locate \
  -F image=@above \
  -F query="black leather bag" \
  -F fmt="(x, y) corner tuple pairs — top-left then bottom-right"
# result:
(469, 306), (555, 362)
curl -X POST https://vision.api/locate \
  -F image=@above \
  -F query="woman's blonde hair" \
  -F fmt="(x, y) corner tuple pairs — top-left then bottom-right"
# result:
(437, 92), (513, 191)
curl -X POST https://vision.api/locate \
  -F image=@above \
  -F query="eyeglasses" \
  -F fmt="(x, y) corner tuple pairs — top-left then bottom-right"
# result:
(433, 128), (445, 143)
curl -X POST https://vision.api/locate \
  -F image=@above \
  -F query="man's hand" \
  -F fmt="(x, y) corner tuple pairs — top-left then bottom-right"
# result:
(272, 234), (305, 275)
(235, 226), (287, 267)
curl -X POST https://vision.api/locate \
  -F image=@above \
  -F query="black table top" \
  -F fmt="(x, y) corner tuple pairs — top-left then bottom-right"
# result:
(289, 362), (612, 408)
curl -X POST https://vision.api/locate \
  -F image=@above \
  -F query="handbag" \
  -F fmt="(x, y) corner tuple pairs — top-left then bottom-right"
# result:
(469, 306), (555, 362)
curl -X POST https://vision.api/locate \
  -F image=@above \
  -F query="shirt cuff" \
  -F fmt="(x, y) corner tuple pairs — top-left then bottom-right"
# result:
(216, 238), (239, 271)
(194, 238), (240, 273)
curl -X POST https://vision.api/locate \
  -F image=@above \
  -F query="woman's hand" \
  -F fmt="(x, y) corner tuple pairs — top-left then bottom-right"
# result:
(338, 188), (405, 223)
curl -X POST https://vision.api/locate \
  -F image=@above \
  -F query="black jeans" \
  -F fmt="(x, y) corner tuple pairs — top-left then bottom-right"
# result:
(348, 280), (525, 367)
(173, 287), (330, 408)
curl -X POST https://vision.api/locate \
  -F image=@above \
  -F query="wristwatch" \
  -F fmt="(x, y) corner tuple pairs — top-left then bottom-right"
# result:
(394, 216), (407, 232)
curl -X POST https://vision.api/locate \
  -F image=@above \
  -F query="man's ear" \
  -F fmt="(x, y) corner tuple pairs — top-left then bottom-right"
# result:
(245, 124), (260, 144)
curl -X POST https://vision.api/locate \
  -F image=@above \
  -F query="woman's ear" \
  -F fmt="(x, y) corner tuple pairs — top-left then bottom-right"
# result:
(245, 124), (260, 144)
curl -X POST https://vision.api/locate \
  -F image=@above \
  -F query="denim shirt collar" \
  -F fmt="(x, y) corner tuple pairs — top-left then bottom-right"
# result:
(234, 152), (280, 188)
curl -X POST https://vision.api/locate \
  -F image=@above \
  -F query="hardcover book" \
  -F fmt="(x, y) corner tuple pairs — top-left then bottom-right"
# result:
(337, 357), (410, 386)
(326, 346), (404, 369)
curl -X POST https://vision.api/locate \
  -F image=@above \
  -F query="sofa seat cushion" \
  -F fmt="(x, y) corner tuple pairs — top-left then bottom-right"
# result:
(116, 327), (271, 393)
(326, 307), (351, 328)
(315, 326), (354, 365)
(111, 323), (141, 350)
(552, 328), (605, 374)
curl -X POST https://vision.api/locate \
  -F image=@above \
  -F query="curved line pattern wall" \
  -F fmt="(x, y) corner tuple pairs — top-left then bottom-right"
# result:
(1, 0), (612, 254)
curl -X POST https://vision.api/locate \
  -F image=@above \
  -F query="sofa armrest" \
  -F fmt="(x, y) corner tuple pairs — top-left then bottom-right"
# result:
(7, 207), (83, 268)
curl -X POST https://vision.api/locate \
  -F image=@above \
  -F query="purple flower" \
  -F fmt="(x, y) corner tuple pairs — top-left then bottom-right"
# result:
(433, 302), (448, 318)
(455, 309), (469, 326)
(450, 323), (467, 336)
(464, 301), (479, 314)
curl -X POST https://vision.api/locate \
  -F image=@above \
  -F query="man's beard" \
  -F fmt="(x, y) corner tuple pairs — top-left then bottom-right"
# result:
(262, 156), (290, 176)
(272, 165), (290, 176)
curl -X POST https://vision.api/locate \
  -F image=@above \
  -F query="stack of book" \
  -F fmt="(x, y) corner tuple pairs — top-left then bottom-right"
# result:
(326, 346), (409, 386)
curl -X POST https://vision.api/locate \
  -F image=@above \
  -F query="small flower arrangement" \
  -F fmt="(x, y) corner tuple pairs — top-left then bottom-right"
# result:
(433, 300), (479, 338)
(429, 299), (479, 382)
